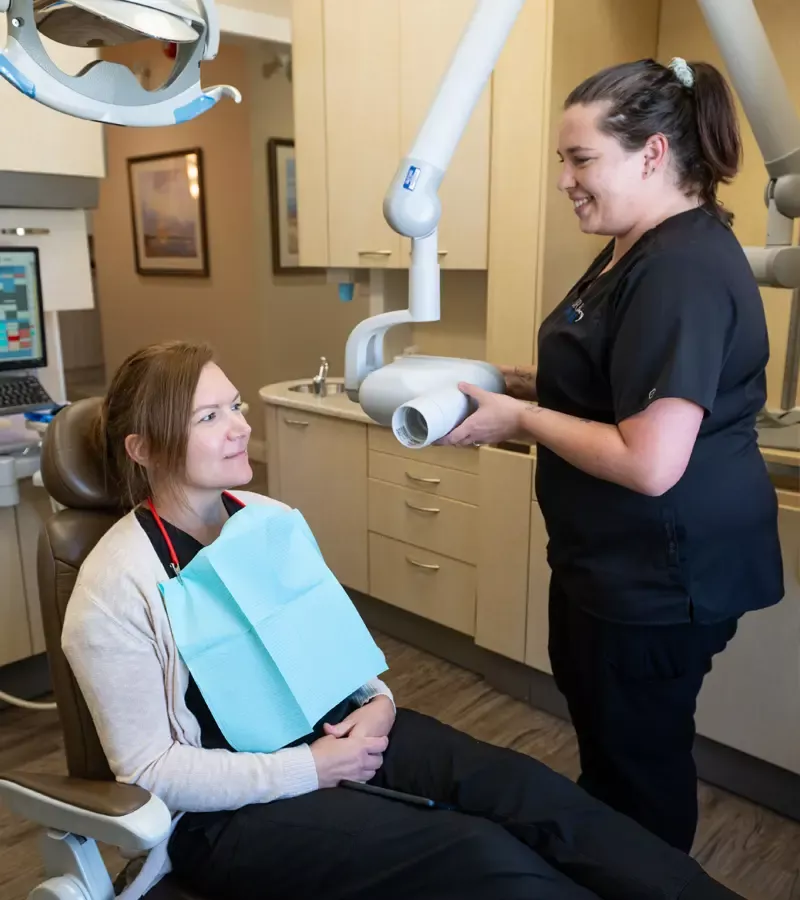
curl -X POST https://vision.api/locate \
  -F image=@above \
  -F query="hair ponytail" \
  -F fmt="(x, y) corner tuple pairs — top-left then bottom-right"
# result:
(688, 61), (742, 222)
(565, 57), (743, 224)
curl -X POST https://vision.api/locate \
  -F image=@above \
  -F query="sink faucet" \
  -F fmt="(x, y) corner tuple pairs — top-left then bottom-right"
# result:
(312, 356), (329, 394)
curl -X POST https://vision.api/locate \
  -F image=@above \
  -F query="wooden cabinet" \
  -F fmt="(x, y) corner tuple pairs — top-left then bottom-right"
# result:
(695, 497), (800, 775)
(367, 425), (480, 635)
(292, 0), (491, 271)
(0, 24), (105, 178)
(0, 507), (32, 668)
(323, 0), (402, 269)
(525, 498), (551, 674)
(266, 406), (369, 593)
(399, 0), (491, 270)
(474, 446), (534, 662)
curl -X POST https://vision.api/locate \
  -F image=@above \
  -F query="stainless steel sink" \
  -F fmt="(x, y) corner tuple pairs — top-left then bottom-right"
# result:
(287, 381), (346, 396)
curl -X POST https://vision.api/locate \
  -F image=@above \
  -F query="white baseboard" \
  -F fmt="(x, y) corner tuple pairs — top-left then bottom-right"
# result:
(248, 439), (267, 464)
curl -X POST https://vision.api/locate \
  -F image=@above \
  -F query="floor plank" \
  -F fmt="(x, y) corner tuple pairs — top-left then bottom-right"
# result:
(0, 632), (798, 899)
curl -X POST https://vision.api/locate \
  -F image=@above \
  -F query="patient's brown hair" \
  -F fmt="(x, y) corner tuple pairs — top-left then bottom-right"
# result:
(95, 340), (214, 507)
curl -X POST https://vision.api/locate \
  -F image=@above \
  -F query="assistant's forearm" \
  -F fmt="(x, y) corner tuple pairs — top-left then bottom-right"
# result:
(517, 404), (649, 494)
(504, 366), (538, 401)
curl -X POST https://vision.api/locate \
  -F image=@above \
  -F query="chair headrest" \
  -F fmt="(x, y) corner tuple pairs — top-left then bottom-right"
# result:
(41, 397), (125, 511)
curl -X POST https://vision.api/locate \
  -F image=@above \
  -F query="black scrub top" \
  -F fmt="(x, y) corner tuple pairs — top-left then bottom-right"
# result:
(535, 206), (784, 626)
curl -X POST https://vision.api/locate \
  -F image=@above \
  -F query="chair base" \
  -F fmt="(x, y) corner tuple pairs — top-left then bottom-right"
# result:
(29, 831), (114, 900)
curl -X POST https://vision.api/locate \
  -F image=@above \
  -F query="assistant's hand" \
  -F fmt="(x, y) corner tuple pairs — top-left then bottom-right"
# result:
(437, 383), (526, 447)
(322, 696), (396, 740)
(310, 733), (389, 787)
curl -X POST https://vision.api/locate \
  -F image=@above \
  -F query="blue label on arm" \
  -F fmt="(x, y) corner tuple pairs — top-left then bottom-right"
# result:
(0, 56), (35, 98)
(174, 94), (217, 124)
(403, 165), (421, 191)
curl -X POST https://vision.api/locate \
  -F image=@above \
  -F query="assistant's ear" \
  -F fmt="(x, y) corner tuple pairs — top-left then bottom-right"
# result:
(642, 133), (669, 178)
(124, 433), (149, 467)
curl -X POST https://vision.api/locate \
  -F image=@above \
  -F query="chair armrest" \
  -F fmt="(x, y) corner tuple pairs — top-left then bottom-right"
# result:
(0, 771), (171, 855)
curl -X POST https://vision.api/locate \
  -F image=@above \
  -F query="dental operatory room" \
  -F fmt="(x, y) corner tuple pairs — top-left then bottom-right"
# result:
(3, 0), (800, 897)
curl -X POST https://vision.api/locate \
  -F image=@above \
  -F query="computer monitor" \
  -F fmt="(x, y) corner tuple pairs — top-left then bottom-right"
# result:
(0, 247), (46, 373)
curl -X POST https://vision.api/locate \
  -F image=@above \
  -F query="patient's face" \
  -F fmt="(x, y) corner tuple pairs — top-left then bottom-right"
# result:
(556, 102), (651, 237)
(185, 363), (252, 492)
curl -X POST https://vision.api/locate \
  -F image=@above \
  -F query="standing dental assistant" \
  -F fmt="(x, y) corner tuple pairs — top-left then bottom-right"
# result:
(440, 57), (784, 853)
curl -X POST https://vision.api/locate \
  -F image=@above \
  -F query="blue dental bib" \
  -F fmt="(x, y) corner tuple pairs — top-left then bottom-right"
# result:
(158, 503), (388, 753)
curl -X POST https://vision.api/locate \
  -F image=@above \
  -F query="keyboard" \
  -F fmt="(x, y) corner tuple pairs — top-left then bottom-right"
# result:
(0, 374), (55, 416)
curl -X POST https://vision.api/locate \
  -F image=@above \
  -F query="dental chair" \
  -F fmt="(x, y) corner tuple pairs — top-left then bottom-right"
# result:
(0, 398), (203, 900)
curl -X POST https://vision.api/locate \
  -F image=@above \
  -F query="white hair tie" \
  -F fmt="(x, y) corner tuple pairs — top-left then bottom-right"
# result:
(669, 57), (695, 89)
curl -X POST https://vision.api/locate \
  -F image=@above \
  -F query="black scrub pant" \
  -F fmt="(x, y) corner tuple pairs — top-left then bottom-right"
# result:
(168, 708), (740, 900)
(548, 580), (738, 854)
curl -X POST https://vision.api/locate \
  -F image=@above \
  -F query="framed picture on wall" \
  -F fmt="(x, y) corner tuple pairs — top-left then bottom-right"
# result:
(267, 138), (315, 275)
(127, 148), (210, 277)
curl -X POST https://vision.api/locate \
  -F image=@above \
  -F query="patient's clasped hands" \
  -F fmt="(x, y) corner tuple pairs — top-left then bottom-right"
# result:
(310, 696), (396, 788)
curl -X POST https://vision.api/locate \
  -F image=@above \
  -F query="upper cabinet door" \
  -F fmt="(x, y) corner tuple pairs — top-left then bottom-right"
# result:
(0, 23), (105, 178)
(399, 0), (491, 270)
(323, 0), (402, 269)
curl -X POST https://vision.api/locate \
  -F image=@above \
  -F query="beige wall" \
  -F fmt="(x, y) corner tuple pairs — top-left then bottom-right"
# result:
(539, 0), (661, 323)
(658, 0), (799, 409)
(94, 39), (370, 447)
(94, 41), (260, 424)
(244, 41), (369, 389)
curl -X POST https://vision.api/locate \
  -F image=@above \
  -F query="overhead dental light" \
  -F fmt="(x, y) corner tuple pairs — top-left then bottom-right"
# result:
(345, 0), (800, 449)
(0, 0), (240, 126)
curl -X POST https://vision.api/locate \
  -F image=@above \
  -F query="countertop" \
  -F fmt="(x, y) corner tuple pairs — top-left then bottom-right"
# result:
(259, 379), (800, 485)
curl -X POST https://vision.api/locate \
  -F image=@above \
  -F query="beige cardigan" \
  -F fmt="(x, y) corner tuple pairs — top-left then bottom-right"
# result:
(62, 489), (393, 898)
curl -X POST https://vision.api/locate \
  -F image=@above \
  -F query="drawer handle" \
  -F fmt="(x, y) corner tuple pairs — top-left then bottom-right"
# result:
(438, 250), (448, 257)
(405, 471), (441, 485)
(405, 501), (440, 514)
(406, 556), (440, 572)
(358, 250), (392, 256)
(284, 418), (309, 427)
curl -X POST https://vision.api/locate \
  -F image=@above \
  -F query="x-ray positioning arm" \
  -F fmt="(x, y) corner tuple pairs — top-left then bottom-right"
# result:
(346, 0), (800, 421)
(698, 0), (800, 415)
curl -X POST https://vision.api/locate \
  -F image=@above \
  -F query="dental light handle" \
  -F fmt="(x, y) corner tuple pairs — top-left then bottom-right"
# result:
(345, 0), (525, 401)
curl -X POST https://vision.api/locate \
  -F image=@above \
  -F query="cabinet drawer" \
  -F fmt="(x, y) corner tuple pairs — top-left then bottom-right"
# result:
(369, 533), (476, 635)
(369, 450), (479, 505)
(368, 479), (477, 562)
(368, 425), (479, 473)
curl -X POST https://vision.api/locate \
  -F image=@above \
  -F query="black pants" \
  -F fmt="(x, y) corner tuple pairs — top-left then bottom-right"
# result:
(548, 580), (738, 854)
(168, 708), (740, 900)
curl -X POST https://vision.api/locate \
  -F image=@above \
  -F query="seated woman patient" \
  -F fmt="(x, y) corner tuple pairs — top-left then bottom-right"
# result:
(63, 340), (739, 900)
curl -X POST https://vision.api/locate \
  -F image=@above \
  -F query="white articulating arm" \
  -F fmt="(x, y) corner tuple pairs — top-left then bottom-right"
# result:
(697, 0), (800, 416)
(344, 0), (526, 403)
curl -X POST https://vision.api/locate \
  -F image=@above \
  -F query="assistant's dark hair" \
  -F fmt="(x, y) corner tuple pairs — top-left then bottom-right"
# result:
(565, 58), (742, 224)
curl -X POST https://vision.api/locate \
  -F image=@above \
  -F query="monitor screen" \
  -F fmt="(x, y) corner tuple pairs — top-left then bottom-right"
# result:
(0, 247), (46, 372)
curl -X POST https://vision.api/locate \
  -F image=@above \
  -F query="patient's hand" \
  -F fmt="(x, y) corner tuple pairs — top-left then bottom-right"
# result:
(322, 696), (396, 740)
(310, 734), (389, 787)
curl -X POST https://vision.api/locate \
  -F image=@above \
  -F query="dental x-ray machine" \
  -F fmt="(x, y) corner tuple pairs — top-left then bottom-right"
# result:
(1, 0), (799, 446)
(346, 0), (800, 449)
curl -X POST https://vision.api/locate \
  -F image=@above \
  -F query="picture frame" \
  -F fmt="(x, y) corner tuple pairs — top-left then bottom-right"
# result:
(127, 148), (210, 277)
(267, 138), (315, 275)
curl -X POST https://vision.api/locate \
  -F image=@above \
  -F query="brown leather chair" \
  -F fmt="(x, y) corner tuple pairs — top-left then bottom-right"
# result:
(0, 398), (204, 900)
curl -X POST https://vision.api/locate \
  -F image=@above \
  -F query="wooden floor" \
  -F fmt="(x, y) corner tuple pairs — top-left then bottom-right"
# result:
(1, 632), (799, 900)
